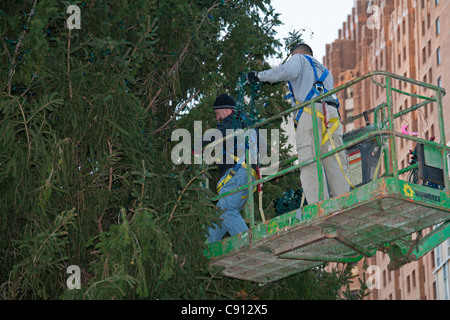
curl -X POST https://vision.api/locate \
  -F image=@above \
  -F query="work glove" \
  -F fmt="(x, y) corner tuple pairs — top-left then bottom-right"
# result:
(245, 71), (260, 85)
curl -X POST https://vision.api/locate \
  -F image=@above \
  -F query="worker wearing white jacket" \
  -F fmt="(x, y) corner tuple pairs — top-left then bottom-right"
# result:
(246, 43), (350, 204)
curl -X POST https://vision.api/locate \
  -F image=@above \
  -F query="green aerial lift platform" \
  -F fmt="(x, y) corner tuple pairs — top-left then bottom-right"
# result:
(203, 71), (450, 284)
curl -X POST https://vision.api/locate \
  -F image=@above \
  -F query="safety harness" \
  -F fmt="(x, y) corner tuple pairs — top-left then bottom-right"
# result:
(216, 113), (260, 197)
(216, 154), (258, 195)
(285, 55), (339, 130)
(286, 55), (355, 189)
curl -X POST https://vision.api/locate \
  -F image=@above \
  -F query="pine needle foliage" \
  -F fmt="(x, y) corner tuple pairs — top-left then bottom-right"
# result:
(1, 0), (364, 300)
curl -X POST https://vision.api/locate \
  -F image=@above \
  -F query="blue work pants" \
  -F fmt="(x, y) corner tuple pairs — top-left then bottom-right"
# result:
(207, 166), (250, 243)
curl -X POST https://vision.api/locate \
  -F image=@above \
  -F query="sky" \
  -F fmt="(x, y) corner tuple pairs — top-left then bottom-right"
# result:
(269, 0), (356, 63)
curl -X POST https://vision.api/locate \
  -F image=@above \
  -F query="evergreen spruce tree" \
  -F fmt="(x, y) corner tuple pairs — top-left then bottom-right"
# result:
(0, 0), (365, 300)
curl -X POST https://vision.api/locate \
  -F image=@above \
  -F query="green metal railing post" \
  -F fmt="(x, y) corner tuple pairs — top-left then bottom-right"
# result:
(245, 144), (255, 227)
(385, 76), (398, 178)
(437, 91), (446, 146)
(310, 101), (325, 201)
(436, 91), (449, 190)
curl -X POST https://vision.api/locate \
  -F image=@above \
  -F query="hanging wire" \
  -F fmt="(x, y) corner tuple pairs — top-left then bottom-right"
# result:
(233, 73), (262, 129)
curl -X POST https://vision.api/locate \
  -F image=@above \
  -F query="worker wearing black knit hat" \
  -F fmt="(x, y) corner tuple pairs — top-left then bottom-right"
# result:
(204, 94), (255, 244)
(213, 94), (236, 110)
(212, 94), (236, 123)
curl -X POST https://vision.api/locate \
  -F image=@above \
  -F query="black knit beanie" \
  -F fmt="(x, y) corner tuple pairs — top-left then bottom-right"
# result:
(213, 94), (236, 110)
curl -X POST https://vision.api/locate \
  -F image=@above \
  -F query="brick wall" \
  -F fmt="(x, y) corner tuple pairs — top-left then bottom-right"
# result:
(323, 0), (450, 300)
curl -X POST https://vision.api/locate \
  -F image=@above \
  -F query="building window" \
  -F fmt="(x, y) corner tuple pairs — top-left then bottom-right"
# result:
(436, 245), (442, 266)
(437, 47), (442, 65)
(433, 282), (437, 300)
(444, 263), (449, 300)
(436, 17), (440, 35)
(346, 87), (354, 99)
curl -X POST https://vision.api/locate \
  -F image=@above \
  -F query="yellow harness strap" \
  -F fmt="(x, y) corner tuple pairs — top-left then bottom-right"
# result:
(216, 155), (257, 197)
(302, 107), (340, 146)
(298, 106), (356, 190)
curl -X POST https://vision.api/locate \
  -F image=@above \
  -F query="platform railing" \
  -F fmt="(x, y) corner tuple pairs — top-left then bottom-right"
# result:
(209, 71), (448, 229)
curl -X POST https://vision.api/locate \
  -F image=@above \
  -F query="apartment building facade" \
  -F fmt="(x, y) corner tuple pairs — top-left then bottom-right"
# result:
(323, 0), (450, 300)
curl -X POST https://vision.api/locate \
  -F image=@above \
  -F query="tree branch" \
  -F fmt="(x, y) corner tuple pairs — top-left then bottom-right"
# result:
(67, 28), (73, 99)
(169, 170), (206, 222)
(5, 0), (38, 94)
(146, 1), (224, 112)
(152, 89), (200, 135)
